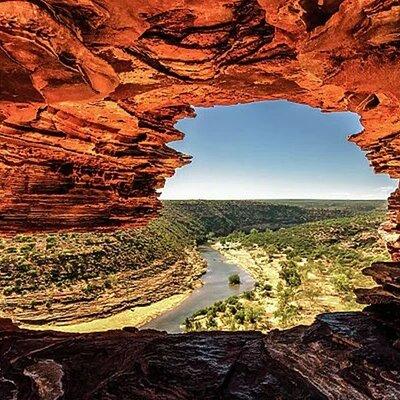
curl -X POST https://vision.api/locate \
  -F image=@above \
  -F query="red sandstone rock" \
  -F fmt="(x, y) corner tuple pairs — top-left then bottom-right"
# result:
(0, 0), (399, 235)
(355, 261), (400, 306)
(1, 3), (399, 396)
(1, 0), (400, 318)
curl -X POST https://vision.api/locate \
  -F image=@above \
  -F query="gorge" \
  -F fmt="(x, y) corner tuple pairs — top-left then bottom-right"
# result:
(0, 0), (400, 399)
(2, 200), (370, 327)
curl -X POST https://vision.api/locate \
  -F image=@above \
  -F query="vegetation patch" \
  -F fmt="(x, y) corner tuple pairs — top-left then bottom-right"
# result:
(228, 274), (241, 285)
(184, 210), (390, 332)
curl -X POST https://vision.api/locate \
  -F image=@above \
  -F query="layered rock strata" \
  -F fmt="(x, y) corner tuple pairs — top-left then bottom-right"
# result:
(355, 260), (400, 308)
(2, 248), (205, 325)
(1, 1), (400, 395)
(0, 0), (399, 236)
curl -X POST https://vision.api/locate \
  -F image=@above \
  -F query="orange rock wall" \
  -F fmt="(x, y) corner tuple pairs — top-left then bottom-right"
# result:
(0, 0), (399, 242)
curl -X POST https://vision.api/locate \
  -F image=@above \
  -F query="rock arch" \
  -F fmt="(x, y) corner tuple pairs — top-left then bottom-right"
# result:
(0, 2), (399, 397)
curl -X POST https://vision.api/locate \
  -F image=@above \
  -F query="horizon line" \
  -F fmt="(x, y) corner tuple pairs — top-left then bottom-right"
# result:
(160, 198), (388, 201)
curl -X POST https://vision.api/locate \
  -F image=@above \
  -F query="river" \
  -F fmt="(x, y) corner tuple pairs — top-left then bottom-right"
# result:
(142, 246), (255, 333)
(21, 246), (254, 334)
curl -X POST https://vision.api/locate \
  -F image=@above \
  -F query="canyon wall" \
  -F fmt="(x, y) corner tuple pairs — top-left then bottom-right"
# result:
(0, 0), (398, 233)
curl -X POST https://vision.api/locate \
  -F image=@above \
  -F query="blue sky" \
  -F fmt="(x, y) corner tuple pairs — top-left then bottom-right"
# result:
(161, 100), (396, 200)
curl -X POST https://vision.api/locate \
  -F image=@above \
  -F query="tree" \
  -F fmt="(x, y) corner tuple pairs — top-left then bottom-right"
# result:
(235, 309), (245, 324)
(228, 274), (241, 285)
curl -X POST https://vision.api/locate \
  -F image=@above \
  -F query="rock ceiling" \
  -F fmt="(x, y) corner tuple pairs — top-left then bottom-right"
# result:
(0, 0), (399, 239)
(0, 2), (400, 397)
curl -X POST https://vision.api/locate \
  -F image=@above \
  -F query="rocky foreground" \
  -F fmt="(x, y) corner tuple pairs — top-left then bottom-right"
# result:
(0, 305), (399, 400)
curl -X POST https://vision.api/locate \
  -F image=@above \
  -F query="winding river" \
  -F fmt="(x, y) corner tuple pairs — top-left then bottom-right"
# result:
(142, 246), (255, 333)
(22, 246), (254, 334)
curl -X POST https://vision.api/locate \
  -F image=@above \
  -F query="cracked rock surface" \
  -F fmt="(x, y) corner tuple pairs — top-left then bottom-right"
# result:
(0, 307), (399, 400)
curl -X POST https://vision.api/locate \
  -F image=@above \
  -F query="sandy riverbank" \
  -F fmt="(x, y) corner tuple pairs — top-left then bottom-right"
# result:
(19, 292), (191, 333)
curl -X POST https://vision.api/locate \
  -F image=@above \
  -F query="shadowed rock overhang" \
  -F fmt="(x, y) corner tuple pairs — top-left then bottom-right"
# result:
(0, 0), (399, 237)
(0, 1), (400, 398)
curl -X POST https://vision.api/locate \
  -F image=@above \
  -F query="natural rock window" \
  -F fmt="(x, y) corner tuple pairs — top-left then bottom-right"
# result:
(0, 1), (399, 398)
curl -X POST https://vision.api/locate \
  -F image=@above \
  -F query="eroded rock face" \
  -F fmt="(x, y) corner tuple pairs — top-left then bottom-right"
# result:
(2, 0), (400, 308)
(1, 308), (399, 400)
(1, 3), (399, 396)
(0, 0), (399, 234)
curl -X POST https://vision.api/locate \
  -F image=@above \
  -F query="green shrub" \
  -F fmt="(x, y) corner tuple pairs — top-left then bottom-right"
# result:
(243, 290), (254, 300)
(274, 303), (299, 326)
(331, 273), (353, 294)
(229, 305), (238, 315)
(184, 317), (192, 330)
(207, 308), (217, 318)
(228, 274), (241, 285)
(227, 295), (239, 305)
(245, 306), (262, 323)
(83, 283), (96, 294)
(206, 317), (217, 329)
(27, 269), (38, 277)
(279, 261), (301, 287)
(235, 309), (246, 324)
(3, 286), (13, 295)
(192, 308), (208, 318)
(274, 284), (298, 326)
(257, 280), (273, 292)
(17, 263), (30, 272)
(20, 243), (36, 253)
